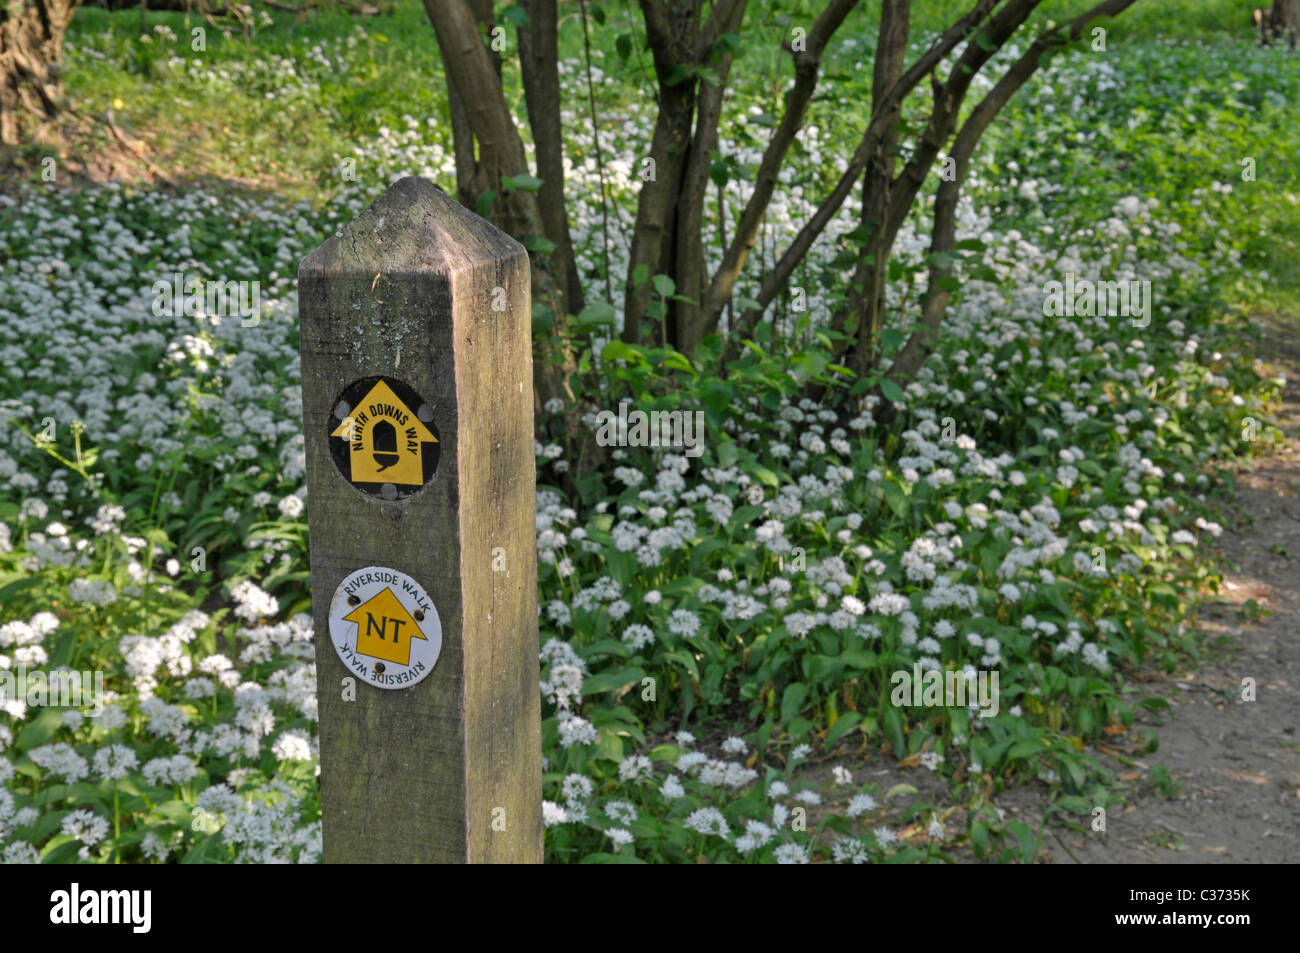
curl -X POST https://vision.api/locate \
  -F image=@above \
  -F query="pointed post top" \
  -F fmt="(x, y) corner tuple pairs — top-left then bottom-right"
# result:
(300, 176), (527, 280)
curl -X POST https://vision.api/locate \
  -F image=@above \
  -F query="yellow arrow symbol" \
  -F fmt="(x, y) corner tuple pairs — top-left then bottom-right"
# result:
(343, 587), (426, 666)
(331, 380), (436, 485)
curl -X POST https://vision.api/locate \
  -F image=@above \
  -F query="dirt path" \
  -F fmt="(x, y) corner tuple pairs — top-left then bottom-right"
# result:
(1003, 314), (1300, 863)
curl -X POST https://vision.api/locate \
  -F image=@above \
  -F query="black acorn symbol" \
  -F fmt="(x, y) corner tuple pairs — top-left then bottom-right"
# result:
(372, 420), (400, 471)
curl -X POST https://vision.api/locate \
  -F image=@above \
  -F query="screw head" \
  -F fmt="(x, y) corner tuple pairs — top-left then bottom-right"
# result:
(347, 594), (360, 606)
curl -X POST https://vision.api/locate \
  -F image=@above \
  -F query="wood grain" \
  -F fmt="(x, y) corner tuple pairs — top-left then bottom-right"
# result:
(298, 176), (541, 863)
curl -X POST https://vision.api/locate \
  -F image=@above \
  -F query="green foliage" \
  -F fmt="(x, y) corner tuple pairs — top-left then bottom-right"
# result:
(0, 0), (1294, 865)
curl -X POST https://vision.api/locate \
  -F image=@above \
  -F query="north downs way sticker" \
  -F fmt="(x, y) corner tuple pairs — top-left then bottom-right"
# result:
(329, 566), (442, 689)
(328, 376), (439, 500)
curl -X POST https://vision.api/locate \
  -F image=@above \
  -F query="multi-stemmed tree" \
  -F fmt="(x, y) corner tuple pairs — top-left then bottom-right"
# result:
(425, 0), (1139, 415)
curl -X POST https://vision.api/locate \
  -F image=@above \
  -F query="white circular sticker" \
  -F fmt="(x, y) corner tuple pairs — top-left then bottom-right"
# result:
(329, 566), (442, 690)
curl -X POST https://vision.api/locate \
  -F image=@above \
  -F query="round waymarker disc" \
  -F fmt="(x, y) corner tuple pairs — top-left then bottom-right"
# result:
(328, 565), (442, 689)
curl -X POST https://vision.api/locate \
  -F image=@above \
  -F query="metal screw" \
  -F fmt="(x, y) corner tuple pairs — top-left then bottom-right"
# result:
(381, 483), (397, 500)
(334, 401), (350, 419)
(414, 610), (424, 622)
(347, 594), (360, 606)
(374, 662), (386, 674)
(417, 404), (434, 422)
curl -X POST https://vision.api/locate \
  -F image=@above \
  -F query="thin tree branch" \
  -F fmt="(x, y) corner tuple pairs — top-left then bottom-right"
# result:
(579, 0), (614, 303)
(730, 0), (1000, 337)
(696, 0), (745, 58)
(884, 0), (1139, 389)
(701, 0), (860, 327)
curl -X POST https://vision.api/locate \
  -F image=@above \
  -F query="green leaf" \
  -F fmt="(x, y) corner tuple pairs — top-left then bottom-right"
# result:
(661, 350), (695, 373)
(616, 33), (633, 60)
(521, 234), (556, 254)
(648, 744), (681, 763)
(502, 173), (543, 193)
(824, 711), (862, 748)
(663, 64), (689, 86)
(602, 340), (646, 364)
(0, 576), (37, 606)
(882, 481), (909, 518)
(532, 302), (555, 334)
(652, 274), (676, 298)
(575, 300), (617, 329)
(40, 834), (81, 864)
(880, 378), (906, 403)
(884, 846), (926, 863)
(593, 727), (624, 762)
(582, 669), (645, 695)
(1007, 820), (1037, 862)
(17, 708), (63, 752)
(1006, 739), (1048, 762)
(154, 799), (197, 825)
(501, 4), (528, 28)
(666, 649), (699, 681)
(1062, 756), (1086, 793)
(781, 682), (809, 725)
(580, 851), (648, 863)
(745, 462), (780, 488)
(788, 716), (815, 741)
(882, 707), (906, 758)
(729, 504), (764, 529)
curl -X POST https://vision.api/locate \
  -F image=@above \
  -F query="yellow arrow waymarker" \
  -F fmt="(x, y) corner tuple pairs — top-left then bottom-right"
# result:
(343, 586), (427, 666)
(330, 379), (437, 486)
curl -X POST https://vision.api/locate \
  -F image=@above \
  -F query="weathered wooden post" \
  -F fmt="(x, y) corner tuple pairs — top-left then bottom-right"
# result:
(297, 176), (541, 863)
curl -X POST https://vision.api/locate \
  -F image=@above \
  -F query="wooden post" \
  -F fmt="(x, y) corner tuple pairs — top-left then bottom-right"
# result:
(298, 176), (541, 863)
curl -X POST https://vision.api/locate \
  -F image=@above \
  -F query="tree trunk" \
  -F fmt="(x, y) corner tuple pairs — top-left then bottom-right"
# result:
(423, 0), (577, 412)
(666, 0), (747, 356)
(842, 0), (909, 379)
(519, 0), (585, 317)
(1270, 0), (1299, 47)
(0, 0), (79, 146)
(621, 0), (700, 345)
